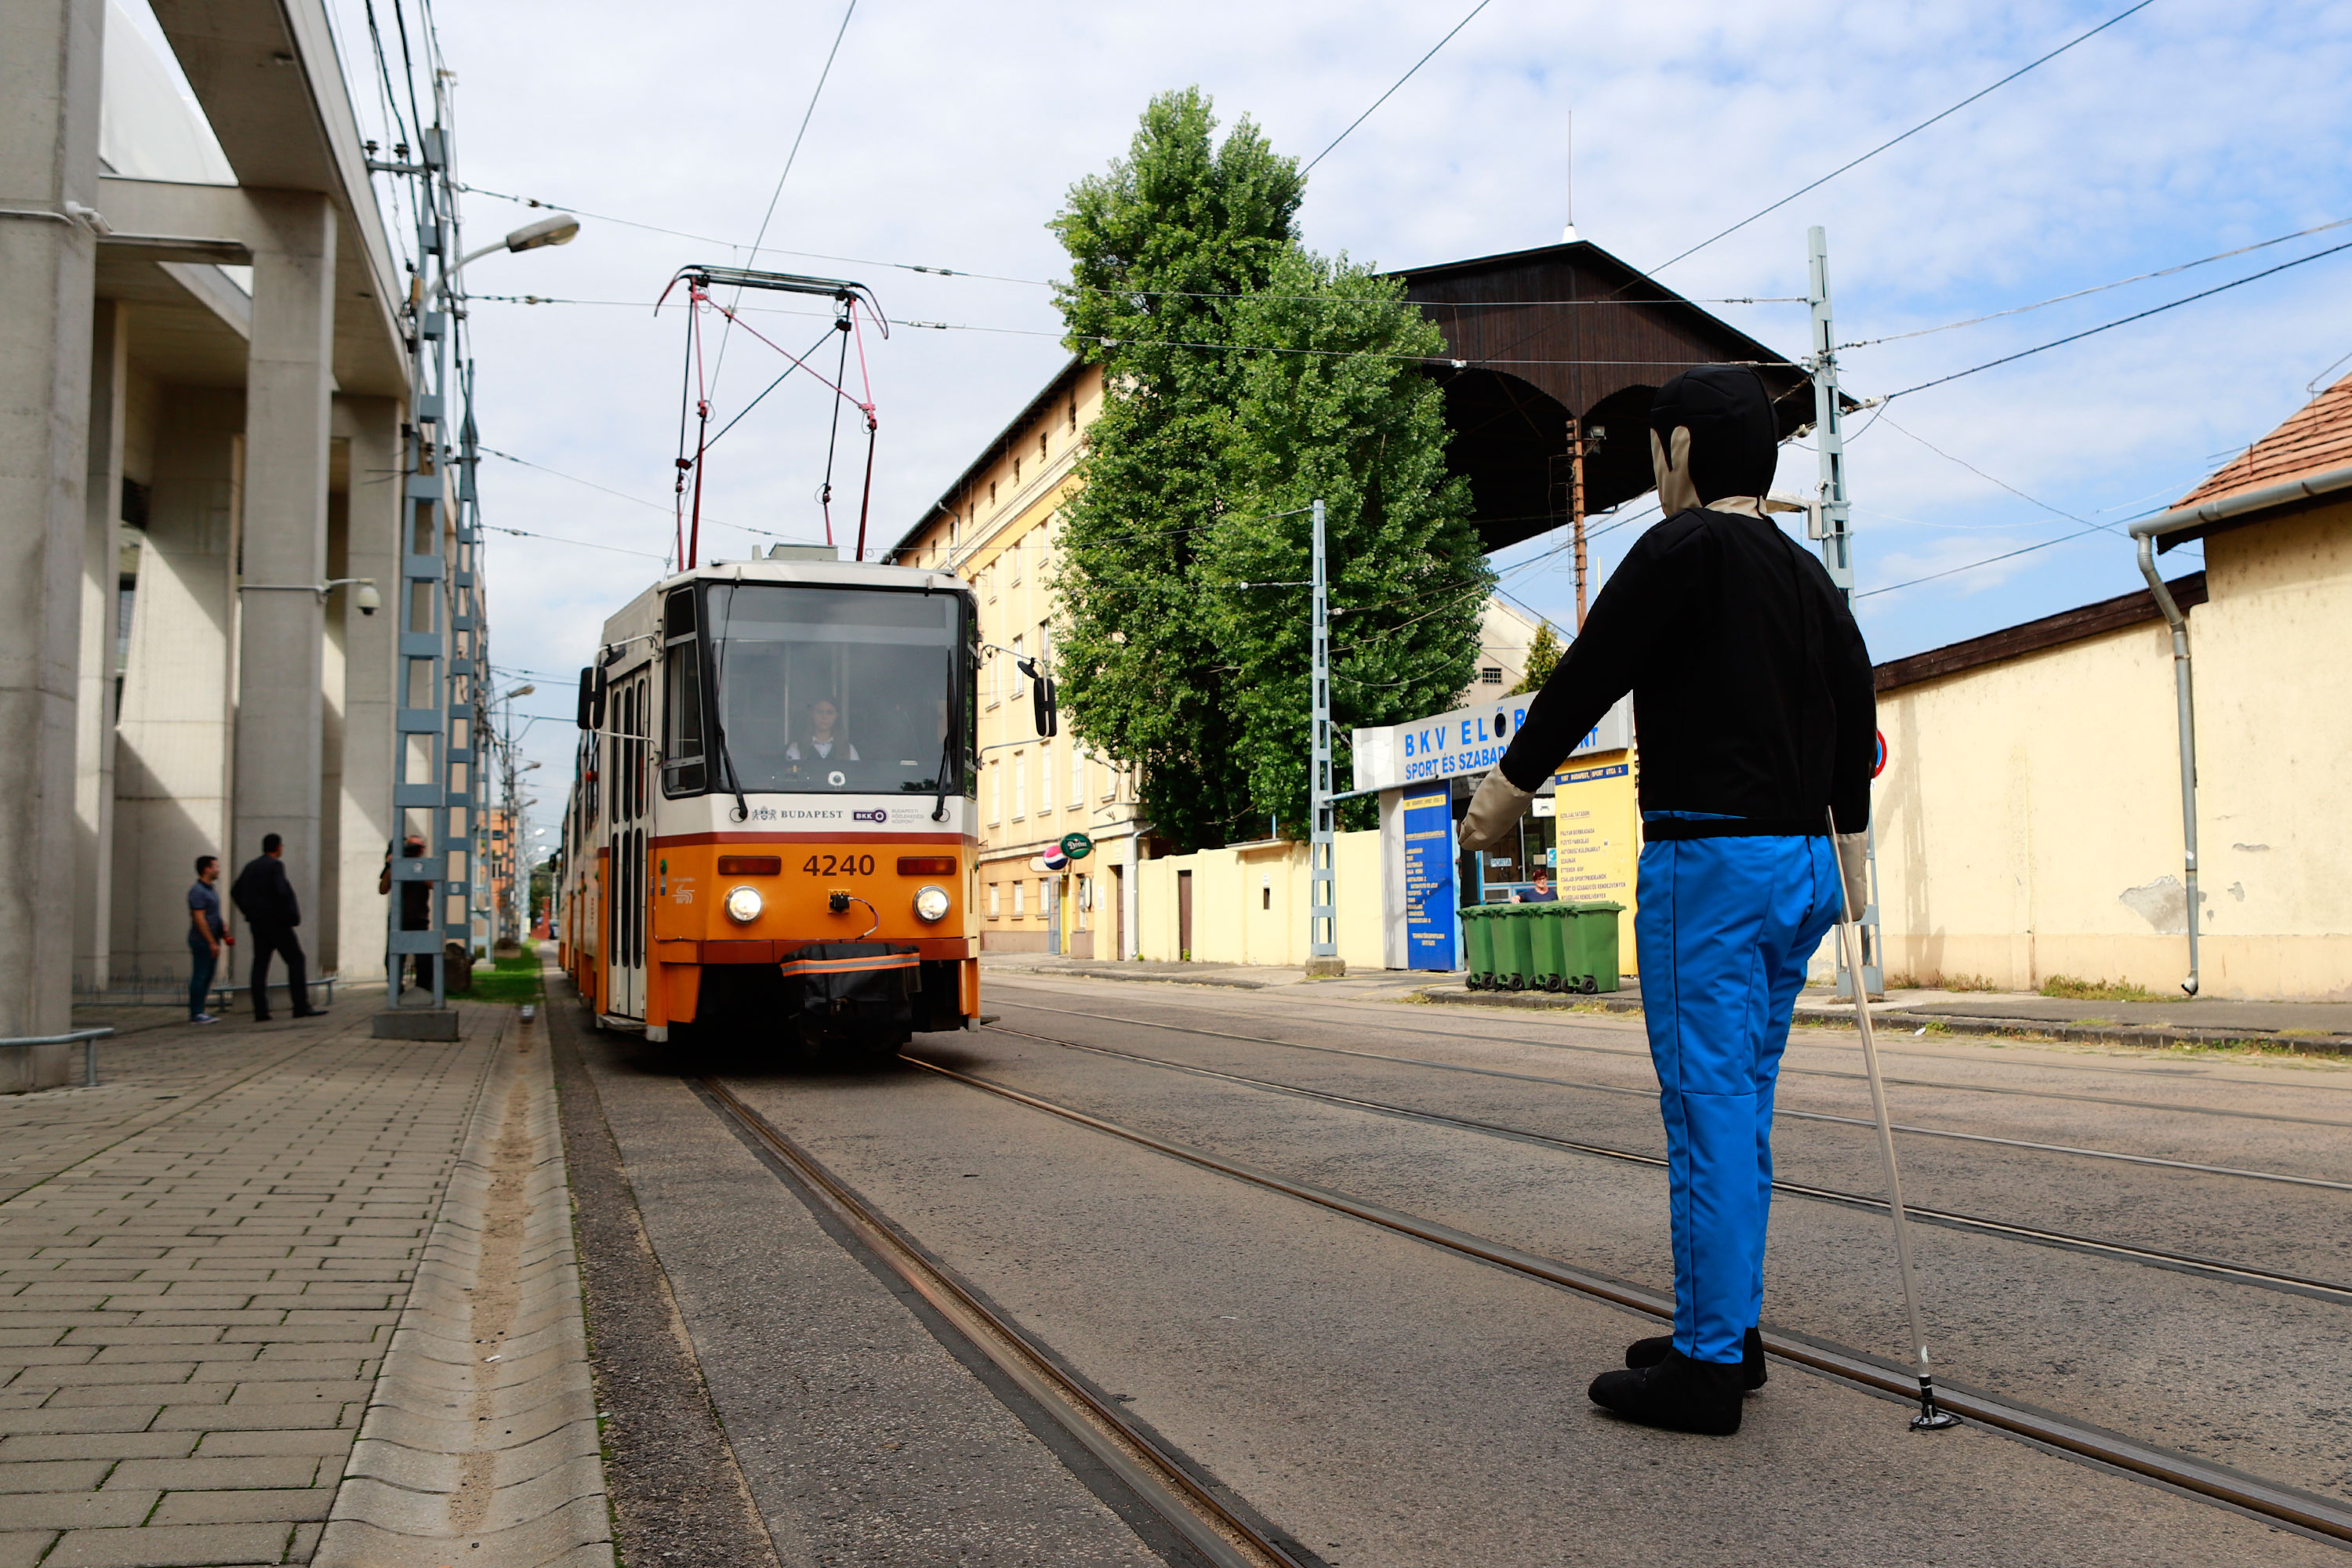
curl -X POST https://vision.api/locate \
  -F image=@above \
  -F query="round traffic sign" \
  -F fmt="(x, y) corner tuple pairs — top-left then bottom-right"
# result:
(1059, 831), (1094, 861)
(1872, 730), (1888, 779)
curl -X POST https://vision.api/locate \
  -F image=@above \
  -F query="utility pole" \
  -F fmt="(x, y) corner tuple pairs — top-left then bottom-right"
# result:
(1807, 225), (1882, 998)
(1306, 499), (1341, 976)
(1566, 417), (1599, 630)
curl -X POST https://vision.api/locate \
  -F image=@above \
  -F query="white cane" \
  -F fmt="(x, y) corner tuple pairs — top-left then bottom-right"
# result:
(1830, 808), (1958, 1432)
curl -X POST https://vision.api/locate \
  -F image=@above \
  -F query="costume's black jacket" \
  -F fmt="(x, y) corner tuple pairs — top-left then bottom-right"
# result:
(1497, 506), (1876, 833)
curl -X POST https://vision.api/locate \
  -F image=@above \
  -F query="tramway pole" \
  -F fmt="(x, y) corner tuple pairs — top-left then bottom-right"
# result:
(1806, 226), (1882, 999)
(1306, 499), (1341, 976)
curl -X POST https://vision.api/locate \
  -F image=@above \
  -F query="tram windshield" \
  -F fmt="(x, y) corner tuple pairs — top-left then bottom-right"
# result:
(679, 582), (971, 798)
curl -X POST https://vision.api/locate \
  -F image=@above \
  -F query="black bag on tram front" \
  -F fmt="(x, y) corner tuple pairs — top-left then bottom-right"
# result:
(778, 942), (919, 1040)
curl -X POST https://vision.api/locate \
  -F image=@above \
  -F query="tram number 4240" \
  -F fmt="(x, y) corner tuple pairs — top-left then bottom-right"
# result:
(803, 853), (877, 877)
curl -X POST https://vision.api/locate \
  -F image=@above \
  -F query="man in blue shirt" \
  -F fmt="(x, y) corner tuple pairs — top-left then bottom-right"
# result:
(187, 856), (227, 1024)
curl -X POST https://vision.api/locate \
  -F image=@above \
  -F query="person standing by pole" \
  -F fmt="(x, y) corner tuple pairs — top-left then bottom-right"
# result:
(187, 856), (227, 1025)
(1459, 365), (1875, 1436)
(231, 835), (320, 1022)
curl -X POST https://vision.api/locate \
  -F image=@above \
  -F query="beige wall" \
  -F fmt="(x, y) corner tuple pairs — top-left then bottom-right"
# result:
(1866, 503), (2351, 1000)
(1135, 830), (1383, 968)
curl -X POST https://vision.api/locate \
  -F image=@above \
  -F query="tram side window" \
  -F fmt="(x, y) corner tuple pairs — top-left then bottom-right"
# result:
(663, 641), (706, 797)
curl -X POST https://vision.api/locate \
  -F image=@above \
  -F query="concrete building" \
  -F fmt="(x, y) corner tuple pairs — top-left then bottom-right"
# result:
(2, 0), (417, 1086)
(1863, 373), (2352, 1000)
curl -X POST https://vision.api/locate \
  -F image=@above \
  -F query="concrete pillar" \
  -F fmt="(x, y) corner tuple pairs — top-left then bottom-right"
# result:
(111, 390), (241, 985)
(335, 397), (400, 989)
(231, 192), (336, 927)
(0, 0), (103, 1087)
(75, 298), (127, 994)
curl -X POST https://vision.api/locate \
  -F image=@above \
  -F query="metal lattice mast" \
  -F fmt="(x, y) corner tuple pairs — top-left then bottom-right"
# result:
(1308, 499), (1338, 966)
(376, 121), (456, 1011)
(1806, 225), (1882, 996)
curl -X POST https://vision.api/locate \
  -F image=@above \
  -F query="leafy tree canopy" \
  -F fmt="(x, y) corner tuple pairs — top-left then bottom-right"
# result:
(1509, 621), (1563, 695)
(1050, 88), (1492, 849)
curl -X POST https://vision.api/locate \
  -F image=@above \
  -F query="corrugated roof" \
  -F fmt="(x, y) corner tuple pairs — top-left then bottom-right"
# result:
(2176, 371), (2352, 509)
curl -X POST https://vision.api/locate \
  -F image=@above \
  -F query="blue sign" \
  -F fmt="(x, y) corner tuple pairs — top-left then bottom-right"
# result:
(1402, 790), (1457, 971)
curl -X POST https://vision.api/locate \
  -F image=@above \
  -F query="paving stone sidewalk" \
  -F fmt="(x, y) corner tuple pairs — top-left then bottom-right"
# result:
(0, 1007), (504, 1567)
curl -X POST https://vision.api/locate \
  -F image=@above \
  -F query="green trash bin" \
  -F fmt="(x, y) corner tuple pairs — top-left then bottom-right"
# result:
(1522, 903), (1573, 992)
(1458, 904), (1501, 989)
(1559, 901), (1625, 993)
(1491, 905), (1539, 992)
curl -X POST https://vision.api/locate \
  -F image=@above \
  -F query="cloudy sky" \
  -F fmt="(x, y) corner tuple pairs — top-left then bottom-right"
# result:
(312, 0), (2352, 844)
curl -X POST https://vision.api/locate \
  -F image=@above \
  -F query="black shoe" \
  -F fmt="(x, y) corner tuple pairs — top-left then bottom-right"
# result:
(1626, 1325), (1766, 1390)
(1589, 1348), (1746, 1436)
(253, 1014), (272, 1023)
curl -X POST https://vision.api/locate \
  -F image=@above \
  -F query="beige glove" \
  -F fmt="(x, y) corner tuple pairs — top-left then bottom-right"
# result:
(1458, 770), (1534, 855)
(1834, 831), (1871, 921)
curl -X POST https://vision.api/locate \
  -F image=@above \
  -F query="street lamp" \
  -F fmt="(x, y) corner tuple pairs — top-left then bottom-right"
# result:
(434, 217), (580, 300)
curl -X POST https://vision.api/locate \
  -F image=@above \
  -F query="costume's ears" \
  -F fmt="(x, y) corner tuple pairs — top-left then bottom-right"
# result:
(1650, 426), (1698, 515)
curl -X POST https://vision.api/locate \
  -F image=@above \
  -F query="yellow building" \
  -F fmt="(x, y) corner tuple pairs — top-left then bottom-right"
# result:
(888, 361), (1145, 955)
(1859, 373), (2352, 1000)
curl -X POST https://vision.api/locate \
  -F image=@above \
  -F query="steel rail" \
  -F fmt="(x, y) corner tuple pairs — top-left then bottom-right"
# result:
(979, 1025), (2352, 1305)
(902, 1054), (2352, 1547)
(992, 999), (2352, 1192)
(696, 1078), (1309, 1568)
(1003, 984), (2352, 1109)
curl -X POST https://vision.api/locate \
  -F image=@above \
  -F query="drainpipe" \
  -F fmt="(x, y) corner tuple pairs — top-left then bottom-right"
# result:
(2127, 459), (2352, 997)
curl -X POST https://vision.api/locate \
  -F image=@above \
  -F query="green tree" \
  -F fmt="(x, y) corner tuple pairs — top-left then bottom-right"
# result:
(1049, 89), (1490, 848)
(1509, 621), (1562, 695)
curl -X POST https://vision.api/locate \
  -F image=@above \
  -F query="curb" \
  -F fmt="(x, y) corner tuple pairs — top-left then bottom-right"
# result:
(989, 964), (1272, 990)
(1413, 985), (2352, 1058)
(314, 1011), (617, 1568)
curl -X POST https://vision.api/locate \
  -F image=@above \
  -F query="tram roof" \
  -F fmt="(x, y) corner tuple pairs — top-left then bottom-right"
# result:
(594, 555), (970, 658)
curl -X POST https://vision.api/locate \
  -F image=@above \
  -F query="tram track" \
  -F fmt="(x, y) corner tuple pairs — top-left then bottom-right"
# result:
(975, 1023), (2352, 1305)
(695, 1076), (1316, 1568)
(997, 989), (2352, 1127)
(991, 997), (2352, 1194)
(859, 1050), (2352, 1548)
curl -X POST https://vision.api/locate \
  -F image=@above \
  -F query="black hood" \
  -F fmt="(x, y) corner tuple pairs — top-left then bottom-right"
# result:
(1648, 365), (1778, 505)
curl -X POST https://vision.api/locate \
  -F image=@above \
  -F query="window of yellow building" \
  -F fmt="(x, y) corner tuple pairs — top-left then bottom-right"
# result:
(987, 881), (1000, 919)
(1038, 743), (1054, 815)
(1013, 880), (1025, 918)
(1013, 750), (1026, 819)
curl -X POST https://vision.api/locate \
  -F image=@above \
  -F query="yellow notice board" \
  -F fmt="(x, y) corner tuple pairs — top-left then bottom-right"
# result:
(1549, 753), (1639, 973)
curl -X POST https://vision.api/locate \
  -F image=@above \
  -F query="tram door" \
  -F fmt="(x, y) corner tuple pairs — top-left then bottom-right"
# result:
(605, 660), (652, 1019)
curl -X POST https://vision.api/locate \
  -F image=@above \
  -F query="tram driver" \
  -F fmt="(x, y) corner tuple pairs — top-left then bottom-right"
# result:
(785, 697), (862, 770)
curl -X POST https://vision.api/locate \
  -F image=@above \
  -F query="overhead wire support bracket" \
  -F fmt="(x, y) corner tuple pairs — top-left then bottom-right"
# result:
(660, 264), (889, 336)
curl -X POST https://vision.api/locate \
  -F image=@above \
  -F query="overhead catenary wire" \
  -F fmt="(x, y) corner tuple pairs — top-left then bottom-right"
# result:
(1301, 0), (1494, 173)
(1651, 0), (2160, 274)
(711, 0), (858, 392)
(1886, 235), (2352, 401)
(1839, 215), (2352, 350)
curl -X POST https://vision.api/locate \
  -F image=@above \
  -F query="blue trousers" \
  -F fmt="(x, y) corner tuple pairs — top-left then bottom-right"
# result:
(1635, 826), (1841, 1364)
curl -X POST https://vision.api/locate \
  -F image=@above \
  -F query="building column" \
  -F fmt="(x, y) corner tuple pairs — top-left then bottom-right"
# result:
(76, 298), (127, 993)
(231, 192), (336, 931)
(111, 390), (242, 986)
(0, 0), (103, 1087)
(334, 396), (400, 988)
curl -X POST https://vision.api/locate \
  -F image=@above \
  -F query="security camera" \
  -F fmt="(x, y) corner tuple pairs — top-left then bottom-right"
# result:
(354, 582), (382, 616)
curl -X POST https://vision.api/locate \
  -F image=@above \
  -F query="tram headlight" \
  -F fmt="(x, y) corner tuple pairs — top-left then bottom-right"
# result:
(913, 884), (951, 924)
(724, 885), (763, 924)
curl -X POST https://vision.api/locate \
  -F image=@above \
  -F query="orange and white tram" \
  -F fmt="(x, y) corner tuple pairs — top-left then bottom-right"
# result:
(557, 549), (980, 1053)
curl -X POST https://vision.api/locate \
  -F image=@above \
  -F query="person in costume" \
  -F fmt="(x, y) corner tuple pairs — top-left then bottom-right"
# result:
(1458, 365), (1875, 1436)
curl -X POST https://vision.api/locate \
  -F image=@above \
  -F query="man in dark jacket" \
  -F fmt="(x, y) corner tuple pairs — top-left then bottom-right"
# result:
(1459, 365), (1875, 1436)
(230, 834), (320, 1022)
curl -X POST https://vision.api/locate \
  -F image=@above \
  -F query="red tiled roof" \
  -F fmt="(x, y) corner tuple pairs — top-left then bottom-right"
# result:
(2176, 371), (2352, 509)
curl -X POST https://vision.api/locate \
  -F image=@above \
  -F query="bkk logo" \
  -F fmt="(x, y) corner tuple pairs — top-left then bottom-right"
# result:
(853, 809), (887, 824)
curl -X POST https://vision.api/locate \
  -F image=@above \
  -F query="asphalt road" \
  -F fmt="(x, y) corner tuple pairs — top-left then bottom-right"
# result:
(561, 971), (2352, 1566)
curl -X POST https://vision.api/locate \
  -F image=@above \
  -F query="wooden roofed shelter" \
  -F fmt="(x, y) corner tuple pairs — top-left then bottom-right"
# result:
(1388, 240), (1817, 555)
